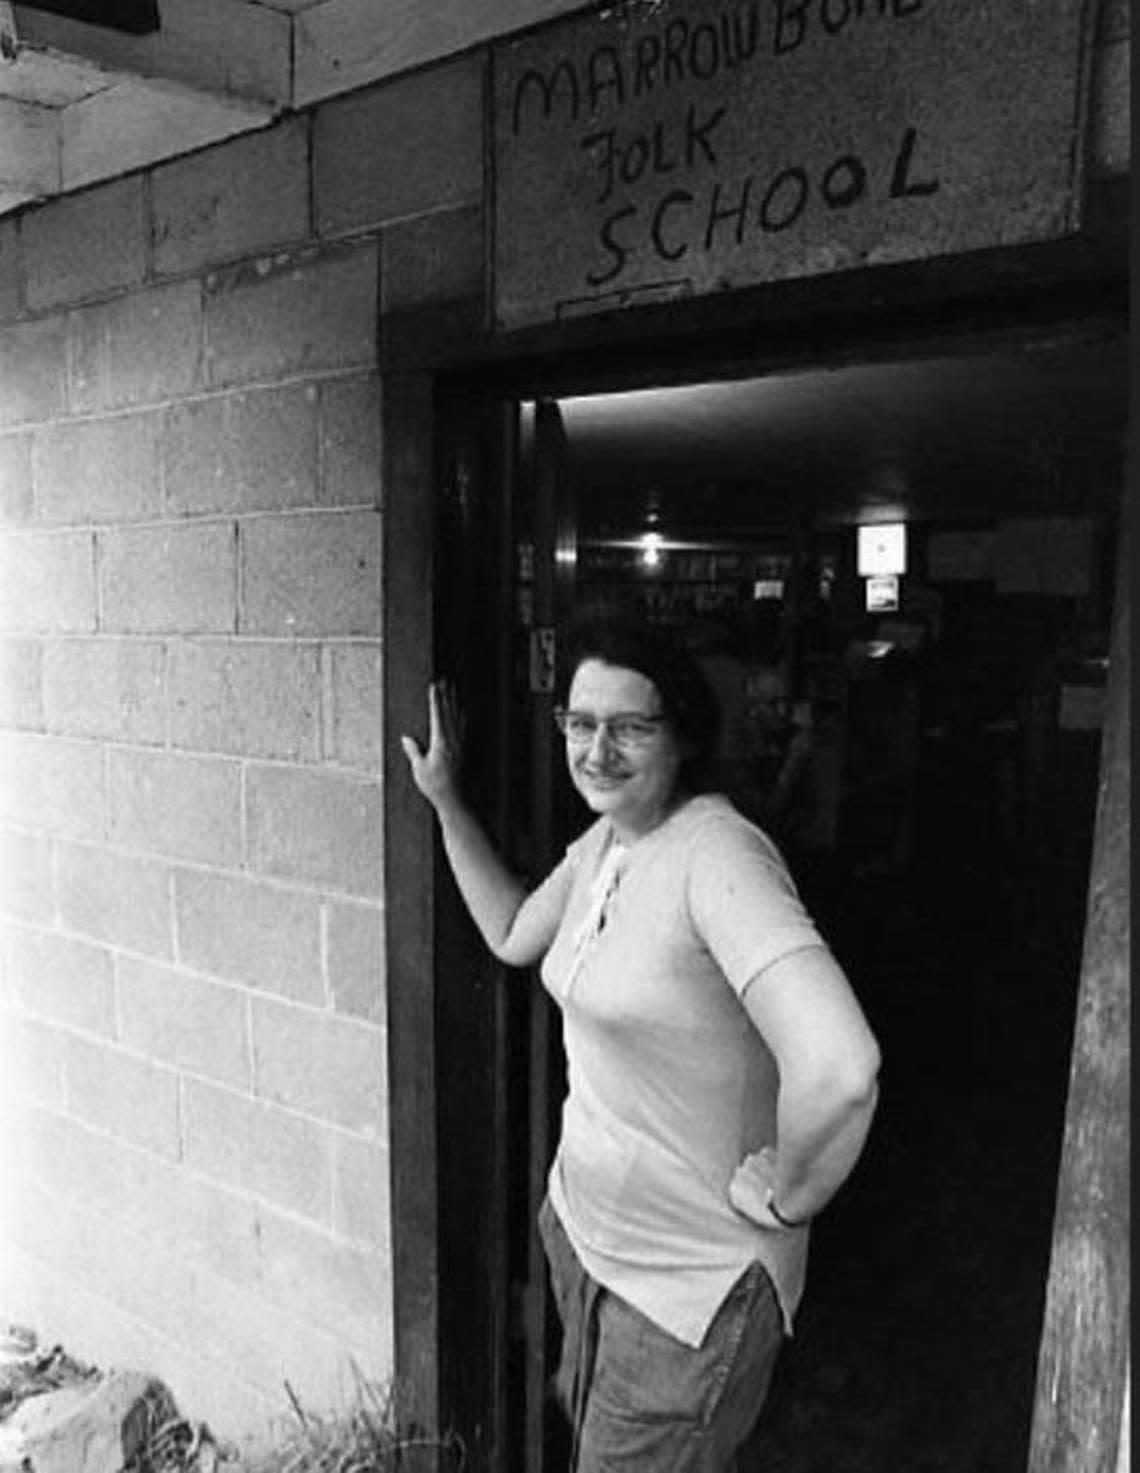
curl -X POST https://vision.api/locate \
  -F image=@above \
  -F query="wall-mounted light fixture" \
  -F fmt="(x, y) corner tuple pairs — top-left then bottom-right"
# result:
(857, 522), (907, 577)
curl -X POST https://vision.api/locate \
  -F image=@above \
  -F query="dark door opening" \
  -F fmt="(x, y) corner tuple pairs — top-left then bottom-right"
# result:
(492, 328), (1126, 1472)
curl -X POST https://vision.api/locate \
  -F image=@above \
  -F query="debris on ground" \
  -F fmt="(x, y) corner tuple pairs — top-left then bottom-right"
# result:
(0, 1326), (455, 1472)
(0, 1324), (218, 1473)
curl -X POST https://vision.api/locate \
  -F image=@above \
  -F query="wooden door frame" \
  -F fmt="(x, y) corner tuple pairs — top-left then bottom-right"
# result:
(379, 193), (1129, 1468)
(1026, 487), (1131, 1473)
(382, 375), (522, 1469)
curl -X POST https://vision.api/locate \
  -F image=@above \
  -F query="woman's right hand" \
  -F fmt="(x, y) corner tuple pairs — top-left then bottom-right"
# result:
(400, 681), (465, 812)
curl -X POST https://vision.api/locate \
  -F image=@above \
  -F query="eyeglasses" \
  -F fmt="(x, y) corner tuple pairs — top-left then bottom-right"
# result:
(553, 707), (666, 750)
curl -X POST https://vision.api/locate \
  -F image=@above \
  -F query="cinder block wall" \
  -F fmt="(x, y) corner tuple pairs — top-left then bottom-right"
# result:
(0, 56), (484, 1435)
(0, 7), (1128, 1444)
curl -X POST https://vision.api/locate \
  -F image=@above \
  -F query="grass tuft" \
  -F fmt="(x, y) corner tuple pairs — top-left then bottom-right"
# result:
(136, 1365), (464, 1473)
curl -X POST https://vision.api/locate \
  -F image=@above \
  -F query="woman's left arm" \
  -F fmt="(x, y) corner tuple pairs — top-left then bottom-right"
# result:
(731, 945), (881, 1231)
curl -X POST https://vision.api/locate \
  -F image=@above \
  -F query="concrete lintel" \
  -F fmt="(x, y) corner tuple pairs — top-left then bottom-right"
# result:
(293, 0), (584, 107)
(11, 0), (292, 108)
(60, 78), (272, 192)
(0, 92), (60, 203)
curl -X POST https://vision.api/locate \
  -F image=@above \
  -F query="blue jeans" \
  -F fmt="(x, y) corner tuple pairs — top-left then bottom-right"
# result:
(538, 1196), (784, 1472)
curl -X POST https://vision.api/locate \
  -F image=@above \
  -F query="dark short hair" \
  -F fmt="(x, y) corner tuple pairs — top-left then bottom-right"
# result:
(557, 611), (721, 791)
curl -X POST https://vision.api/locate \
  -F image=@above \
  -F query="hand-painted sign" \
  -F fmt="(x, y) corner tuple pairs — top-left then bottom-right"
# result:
(492, 0), (1093, 329)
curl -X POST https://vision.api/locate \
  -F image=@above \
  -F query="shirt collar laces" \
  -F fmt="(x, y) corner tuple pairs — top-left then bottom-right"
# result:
(566, 839), (628, 991)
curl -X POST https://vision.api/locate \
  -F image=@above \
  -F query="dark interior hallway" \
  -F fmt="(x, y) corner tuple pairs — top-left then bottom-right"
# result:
(738, 855), (1086, 1472)
(539, 339), (1115, 1471)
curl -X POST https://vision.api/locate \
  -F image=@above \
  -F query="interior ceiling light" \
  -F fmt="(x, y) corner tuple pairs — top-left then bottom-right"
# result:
(639, 531), (664, 569)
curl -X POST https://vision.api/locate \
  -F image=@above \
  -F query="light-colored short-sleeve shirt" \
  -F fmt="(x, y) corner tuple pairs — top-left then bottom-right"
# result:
(541, 794), (825, 1347)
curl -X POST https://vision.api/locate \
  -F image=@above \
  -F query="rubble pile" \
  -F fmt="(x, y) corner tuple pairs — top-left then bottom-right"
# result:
(0, 1324), (217, 1473)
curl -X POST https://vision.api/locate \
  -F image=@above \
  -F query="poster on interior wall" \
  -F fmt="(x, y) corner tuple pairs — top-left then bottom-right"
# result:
(491, 0), (1095, 330)
(994, 517), (1094, 594)
(926, 530), (996, 582)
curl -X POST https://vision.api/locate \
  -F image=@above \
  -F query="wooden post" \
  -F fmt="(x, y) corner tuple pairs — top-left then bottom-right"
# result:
(383, 372), (441, 1463)
(1027, 492), (1130, 1472)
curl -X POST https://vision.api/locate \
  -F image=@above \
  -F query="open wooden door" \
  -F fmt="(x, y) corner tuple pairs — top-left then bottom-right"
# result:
(430, 386), (521, 1470)
(1027, 495), (1130, 1473)
(518, 398), (578, 1473)
(429, 389), (579, 1472)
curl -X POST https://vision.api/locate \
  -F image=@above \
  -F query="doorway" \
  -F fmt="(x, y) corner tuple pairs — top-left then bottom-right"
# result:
(507, 326), (1125, 1471)
(425, 316), (1126, 1471)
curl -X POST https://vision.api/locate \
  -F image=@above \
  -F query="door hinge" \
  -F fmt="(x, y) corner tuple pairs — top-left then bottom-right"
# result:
(529, 627), (556, 694)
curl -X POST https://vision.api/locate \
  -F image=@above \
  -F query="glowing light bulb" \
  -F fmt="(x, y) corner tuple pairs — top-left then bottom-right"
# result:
(639, 531), (664, 569)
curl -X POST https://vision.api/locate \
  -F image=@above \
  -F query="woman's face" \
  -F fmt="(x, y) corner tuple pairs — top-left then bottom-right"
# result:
(563, 659), (685, 840)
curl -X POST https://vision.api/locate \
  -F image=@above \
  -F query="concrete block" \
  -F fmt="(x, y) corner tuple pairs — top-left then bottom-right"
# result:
(68, 281), (203, 414)
(0, 731), (107, 841)
(319, 374), (381, 508)
(245, 1206), (391, 1348)
(65, 1034), (181, 1159)
(331, 1131), (391, 1249)
(0, 1369), (175, 1473)
(153, 117), (310, 278)
(332, 1131), (394, 1249)
(173, 868), (323, 1004)
(0, 1005), (67, 1108)
(0, 431), (33, 523)
(325, 900), (385, 1025)
(0, 218), (22, 325)
(251, 997), (385, 1134)
(117, 955), (250, 1089)
(108, 747), (242, 867)
(22, 177), (148, 312)
(0, 638), (44, 731)
(163, 384), (319, 517)
(0, 830), (54, 926)
(0, 1096), (50, 1184)
(8, 926), (116, 1037)
(325, 641), (382, 773)
(99, 520), (237, 635)
(240, 508), (381, 637)
(246, 764), (382, 896)
(203, 243), (377, 388)
(43, 637), (166, 746)
(32, 411), (163, 525)
(168, 638), (320, 761)
(0, 319), (67, 429)
(105, 1139), (264, 1292)
(381, 203), (484, 314)
(56, 840), (172, 959)
(314, 58), (483, 236)
(12, 1099), (128, 1215)
(0, 529), (97, 634)
(182, 1077), (334, 1223)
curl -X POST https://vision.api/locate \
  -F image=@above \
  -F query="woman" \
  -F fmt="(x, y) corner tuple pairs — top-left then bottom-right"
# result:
(401, 614), (880, 1472)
